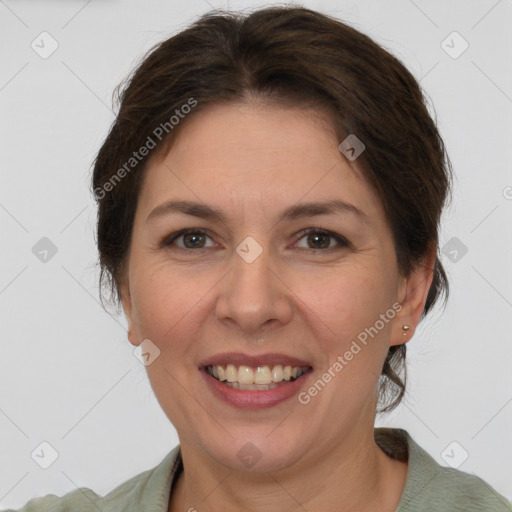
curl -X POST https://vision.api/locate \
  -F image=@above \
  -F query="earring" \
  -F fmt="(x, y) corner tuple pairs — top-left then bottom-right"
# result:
(402, 325), (410, 336)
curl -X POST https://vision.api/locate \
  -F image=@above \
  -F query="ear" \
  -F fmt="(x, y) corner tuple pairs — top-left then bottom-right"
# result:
(120, 282), (138, 347)
(390, 242), (437, 347)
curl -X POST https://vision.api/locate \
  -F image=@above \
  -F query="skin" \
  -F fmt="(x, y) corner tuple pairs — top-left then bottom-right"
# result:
(120, 101), (436, 512)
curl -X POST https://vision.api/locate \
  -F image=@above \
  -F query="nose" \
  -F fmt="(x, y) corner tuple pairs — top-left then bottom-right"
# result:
(215, 241), (293, 335)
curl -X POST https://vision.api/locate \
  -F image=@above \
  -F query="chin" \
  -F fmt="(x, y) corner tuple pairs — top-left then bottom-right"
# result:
(197, 430), (306, 473)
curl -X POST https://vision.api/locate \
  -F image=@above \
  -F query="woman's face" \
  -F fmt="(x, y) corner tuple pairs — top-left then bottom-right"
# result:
(121, 101), (429, 472)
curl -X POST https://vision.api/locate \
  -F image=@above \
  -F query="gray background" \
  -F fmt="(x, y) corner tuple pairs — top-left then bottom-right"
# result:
(0, 0), (511, 508)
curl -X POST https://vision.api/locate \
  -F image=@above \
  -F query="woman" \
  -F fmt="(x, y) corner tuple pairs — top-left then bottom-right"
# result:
(5, 6), (511, 512)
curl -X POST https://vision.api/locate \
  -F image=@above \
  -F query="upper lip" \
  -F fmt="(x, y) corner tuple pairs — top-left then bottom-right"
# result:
(199, 352), (313, 369)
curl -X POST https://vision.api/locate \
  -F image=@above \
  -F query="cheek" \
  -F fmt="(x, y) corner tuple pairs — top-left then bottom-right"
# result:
(295, 261), (394, 362)
(129, 265), (208, 355)
(302, 260), (389, 321)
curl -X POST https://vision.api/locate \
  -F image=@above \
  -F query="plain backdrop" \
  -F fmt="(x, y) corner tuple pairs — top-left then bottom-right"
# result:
(0, 0), (511, 508)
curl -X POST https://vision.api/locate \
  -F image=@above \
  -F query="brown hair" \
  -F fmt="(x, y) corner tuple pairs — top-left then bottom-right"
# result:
(90, 6), (453, 413)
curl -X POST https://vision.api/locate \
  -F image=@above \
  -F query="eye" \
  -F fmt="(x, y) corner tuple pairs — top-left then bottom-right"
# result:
(160, 227), (350, 252)
(161, 229), (217, 250)
(294, 228), (349, 250)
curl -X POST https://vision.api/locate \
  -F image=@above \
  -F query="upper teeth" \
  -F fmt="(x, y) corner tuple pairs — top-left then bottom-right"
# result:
(206, 364), (307, 384)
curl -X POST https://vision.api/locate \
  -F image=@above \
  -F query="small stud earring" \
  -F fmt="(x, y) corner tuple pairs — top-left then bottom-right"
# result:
(402, 325), (410, 336)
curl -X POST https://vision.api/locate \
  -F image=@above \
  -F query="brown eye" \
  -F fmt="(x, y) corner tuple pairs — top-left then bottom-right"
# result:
(295, 228), (349, 250)
(182, 232), (206, 248)
(162, 229), (215, 250)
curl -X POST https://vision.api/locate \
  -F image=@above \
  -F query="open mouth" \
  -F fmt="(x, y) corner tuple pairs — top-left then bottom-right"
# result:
(204, 364), (311, 391)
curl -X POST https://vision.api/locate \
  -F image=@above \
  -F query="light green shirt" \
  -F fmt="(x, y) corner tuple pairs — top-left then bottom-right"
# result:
(3, 428), (511, 511)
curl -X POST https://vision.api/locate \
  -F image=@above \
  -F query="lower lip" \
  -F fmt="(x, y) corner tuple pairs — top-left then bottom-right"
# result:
(201, 369), (311, 409)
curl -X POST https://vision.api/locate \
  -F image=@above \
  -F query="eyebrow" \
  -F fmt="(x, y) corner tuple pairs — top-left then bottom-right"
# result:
(146, 199), (368, 225)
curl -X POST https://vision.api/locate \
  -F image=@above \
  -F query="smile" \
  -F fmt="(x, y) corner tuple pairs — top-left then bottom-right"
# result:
(205, 364), (310, 390)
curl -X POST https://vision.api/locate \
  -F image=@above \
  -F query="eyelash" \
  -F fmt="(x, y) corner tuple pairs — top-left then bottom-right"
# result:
(160, 227), (350, 252)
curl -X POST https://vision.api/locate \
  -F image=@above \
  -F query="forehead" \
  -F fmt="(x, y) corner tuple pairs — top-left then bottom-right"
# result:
(162, 101), (344, 168)
(138, 102), (384, 226)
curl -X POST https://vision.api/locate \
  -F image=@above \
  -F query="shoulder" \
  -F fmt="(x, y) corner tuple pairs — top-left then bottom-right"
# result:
(1, 488), (101, 512)
(1, 446), (182, 512)
(400, 465), (512, 511)
(374, 427), (512, 512)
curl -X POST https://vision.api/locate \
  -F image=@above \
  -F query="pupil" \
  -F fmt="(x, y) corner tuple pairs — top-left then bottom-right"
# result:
(184, 233), (204, 248)
(309, 233), (329, 249)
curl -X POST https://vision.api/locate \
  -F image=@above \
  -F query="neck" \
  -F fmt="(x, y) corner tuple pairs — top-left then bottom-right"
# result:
(169, 427), (408, 512)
